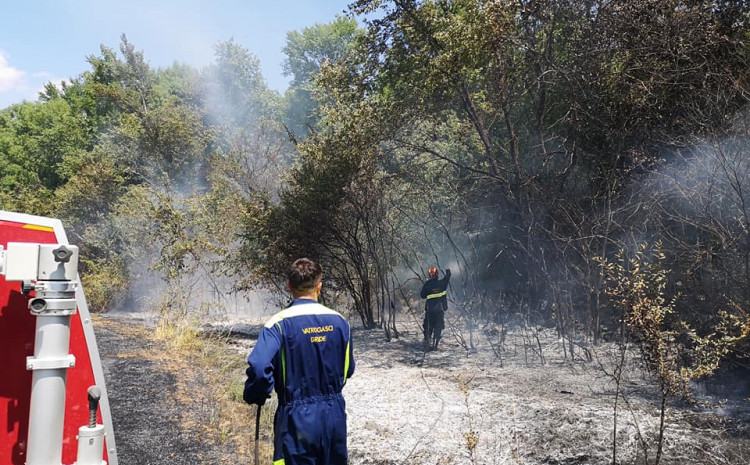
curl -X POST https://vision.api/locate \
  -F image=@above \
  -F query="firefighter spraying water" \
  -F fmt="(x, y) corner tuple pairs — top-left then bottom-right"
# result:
(420, 266), (451, 351)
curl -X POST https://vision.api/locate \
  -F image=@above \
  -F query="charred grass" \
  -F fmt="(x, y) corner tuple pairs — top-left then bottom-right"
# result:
(93, 314), (272, 464)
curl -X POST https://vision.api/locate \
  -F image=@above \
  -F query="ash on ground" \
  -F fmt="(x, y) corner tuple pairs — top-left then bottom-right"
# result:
(101, 311), (750, 465)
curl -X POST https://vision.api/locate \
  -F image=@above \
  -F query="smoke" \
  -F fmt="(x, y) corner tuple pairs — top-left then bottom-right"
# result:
(71, 34), (297, 324)
(390, 106), (750, 339)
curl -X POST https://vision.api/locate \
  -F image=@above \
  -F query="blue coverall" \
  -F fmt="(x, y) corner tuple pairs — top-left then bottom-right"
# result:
(244, 298), (355, 465)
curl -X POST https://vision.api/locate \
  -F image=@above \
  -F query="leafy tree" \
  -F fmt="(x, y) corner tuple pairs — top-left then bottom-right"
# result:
(204, 39), (278, 127)
(0, 98), (90, 214)
(330, 0), (750, 344)
(282, 15), (362, 137)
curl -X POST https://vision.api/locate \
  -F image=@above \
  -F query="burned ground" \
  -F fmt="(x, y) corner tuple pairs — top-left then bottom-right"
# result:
(342, 326), (750, 465)
(94, 312), (750, 465)
(94, 315), (249, 465)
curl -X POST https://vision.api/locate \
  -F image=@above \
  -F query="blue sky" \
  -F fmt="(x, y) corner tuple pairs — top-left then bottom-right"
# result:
(0, 0), (354, 109)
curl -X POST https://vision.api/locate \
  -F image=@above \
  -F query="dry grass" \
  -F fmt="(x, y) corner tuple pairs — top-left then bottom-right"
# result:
(155, 318), (204, 351)
(93, 314), (276, 464)
(165, 325), (276, 463)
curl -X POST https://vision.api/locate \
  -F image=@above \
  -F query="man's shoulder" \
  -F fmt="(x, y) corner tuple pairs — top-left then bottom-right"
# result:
(264, 302), (348, 329)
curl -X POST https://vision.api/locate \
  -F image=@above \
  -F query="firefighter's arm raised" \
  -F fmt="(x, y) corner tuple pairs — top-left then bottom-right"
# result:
(441, 269), (451, 287)
(243, 325), (282, 405)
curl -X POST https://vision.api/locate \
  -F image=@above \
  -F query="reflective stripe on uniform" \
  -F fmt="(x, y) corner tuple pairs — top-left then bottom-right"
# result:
(343, 339), (351, 385)
(426, 291), (447, 300)
(273, 459), (285, 465)
(276, 322), (286, 387)
(264, 303), (343, 328)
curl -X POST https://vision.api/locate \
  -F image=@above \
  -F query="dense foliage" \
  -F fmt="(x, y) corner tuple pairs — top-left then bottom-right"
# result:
(2, 2), (750, 363)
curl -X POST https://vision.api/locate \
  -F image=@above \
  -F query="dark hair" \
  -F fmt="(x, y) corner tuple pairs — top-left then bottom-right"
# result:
(287, 258), (323, 294)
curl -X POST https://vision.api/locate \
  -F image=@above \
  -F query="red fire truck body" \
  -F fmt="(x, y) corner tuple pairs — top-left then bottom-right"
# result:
(0, 211), (117, 465)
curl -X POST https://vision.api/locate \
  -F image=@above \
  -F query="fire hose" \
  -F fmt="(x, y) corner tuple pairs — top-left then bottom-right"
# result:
(254, 404), (262, 465)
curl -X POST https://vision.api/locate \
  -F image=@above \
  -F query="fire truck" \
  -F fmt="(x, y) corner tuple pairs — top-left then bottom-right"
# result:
(0, 210), (117, 465)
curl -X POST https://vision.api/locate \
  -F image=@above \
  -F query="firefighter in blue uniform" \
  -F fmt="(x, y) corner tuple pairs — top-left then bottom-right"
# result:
(420, 266), (451, 351)
(244, 258), (355, 465)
